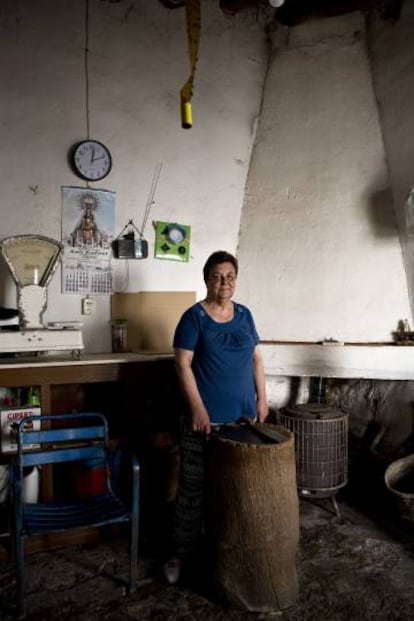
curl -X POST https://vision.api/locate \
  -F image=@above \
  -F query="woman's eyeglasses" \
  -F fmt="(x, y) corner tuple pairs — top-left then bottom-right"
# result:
(209, 273), (236, 284)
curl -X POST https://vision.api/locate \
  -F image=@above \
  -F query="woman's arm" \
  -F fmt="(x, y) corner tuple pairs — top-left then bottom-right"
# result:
(253, 345), (269, 423)
(174, 347), (211, 435)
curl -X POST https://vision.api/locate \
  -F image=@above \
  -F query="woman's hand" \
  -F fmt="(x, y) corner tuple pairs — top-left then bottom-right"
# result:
(256, 398), (269, 423)
(190, 407), (211, 435)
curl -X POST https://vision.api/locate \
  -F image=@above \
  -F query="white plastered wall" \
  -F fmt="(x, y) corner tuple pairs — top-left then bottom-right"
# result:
(0, 2), (413, 357)
(367, 0), (414, 316)
(236, 11), (412, 344)
(0, 0), (268, 352)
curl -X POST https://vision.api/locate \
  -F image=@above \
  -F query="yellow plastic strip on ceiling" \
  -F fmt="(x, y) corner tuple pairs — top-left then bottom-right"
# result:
(180, 0), (201, 129)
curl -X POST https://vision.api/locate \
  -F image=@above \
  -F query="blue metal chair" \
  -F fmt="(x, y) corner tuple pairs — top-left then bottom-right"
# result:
(9, 412), (140, 619)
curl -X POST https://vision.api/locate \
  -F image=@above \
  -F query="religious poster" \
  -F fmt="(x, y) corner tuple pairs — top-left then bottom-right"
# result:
(61, 187), (116, 294)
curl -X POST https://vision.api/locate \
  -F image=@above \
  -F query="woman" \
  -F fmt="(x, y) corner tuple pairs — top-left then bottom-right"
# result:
(164, 250), (268, 583)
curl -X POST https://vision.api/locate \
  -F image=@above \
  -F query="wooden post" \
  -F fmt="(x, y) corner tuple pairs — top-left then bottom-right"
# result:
(39, 383), (53, 502)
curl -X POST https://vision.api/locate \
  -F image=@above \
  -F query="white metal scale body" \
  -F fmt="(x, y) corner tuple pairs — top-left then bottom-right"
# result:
(0, 235), (84, 355)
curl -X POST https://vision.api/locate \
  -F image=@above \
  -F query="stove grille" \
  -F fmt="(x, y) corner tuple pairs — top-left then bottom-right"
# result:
(279, 404), (348, 498)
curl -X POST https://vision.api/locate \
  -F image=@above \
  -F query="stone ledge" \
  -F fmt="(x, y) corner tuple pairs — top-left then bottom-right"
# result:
(261, 343), (414, 380)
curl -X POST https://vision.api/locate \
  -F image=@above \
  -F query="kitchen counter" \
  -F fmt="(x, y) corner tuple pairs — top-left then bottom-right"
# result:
(2, 343), (413, 381)
(0, 351), (173, 369)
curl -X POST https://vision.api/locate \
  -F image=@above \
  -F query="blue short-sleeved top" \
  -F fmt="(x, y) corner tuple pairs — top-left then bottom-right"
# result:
(173, 302), (259, 424)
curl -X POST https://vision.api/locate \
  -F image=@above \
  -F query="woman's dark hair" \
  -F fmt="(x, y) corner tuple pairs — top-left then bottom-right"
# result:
(203, 251), (238, 284)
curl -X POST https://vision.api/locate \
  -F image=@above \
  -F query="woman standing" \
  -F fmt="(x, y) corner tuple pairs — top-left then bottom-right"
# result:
(164, 250), (268, 583)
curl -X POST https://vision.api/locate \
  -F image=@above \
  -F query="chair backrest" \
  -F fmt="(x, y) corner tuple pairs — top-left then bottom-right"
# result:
(15, 412), (109, 471)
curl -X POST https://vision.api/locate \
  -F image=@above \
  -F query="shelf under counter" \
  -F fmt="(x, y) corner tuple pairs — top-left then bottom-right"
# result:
(0, 352), (174, 387)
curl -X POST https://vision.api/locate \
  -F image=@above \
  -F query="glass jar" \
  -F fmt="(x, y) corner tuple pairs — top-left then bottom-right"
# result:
(110, 320), (128, 353)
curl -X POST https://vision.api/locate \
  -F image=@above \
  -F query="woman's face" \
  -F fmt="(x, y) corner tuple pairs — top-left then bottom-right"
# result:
(206, 261), (237, 301)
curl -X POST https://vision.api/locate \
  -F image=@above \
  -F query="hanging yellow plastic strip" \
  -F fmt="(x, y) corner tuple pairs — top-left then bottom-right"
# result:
(180, 0), (201, 129)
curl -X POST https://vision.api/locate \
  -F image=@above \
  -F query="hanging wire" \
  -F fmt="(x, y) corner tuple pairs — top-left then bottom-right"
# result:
(84, 0), (91, 141)
(140, 162), (163, 236)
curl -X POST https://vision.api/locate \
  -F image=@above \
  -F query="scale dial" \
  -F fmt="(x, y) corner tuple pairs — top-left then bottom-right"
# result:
(0, 235), (63, 287)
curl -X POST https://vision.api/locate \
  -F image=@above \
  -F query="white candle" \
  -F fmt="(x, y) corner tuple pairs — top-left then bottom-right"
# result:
(33, 267), (39, 285)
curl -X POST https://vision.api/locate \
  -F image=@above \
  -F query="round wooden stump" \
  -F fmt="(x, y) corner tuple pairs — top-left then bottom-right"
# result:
(206, 423), (299, 612)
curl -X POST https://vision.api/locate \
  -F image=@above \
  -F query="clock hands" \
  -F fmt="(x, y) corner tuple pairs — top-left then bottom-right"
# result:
(90, 147), (105, 164)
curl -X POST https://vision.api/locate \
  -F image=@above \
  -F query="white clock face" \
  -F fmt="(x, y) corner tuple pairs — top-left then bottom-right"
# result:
(73, 140), (112, 181)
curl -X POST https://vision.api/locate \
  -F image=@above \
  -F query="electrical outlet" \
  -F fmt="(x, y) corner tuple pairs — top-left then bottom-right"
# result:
(82, 297), (95, 315)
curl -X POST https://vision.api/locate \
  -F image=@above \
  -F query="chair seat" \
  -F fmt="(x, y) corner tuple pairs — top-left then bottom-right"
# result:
(22, 492), (130, 534)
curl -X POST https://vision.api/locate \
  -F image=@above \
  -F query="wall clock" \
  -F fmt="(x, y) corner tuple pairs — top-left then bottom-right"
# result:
(72, 140), (112, 181)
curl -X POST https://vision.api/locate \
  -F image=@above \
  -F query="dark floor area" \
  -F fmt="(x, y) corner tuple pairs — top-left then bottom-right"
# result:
(1, 449), (414, 620)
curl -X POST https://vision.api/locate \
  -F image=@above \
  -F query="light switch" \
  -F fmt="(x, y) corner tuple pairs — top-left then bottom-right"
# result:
(82, 297), (95, 315)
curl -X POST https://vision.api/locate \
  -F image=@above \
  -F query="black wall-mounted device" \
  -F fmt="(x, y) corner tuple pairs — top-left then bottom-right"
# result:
(112, 221), (148, 260)
(112, 236), (148, 259)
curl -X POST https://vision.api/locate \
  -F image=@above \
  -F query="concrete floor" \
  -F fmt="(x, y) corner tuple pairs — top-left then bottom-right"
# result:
(1, 489), (414, 621)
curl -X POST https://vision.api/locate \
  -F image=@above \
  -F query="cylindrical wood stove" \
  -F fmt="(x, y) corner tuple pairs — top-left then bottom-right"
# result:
(279, 404), (348, 499)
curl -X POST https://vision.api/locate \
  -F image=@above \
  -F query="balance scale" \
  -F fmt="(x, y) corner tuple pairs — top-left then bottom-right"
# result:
(0, 235), (83, 355)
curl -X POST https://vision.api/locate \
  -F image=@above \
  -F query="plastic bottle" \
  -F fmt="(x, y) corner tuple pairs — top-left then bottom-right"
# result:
(27, 387), (40, 406)
(23, 466), (40, 503)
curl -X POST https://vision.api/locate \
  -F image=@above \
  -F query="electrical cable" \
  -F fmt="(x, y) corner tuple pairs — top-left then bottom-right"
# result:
(84, 0), (91, 141)
(112, 258), (130, 293)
